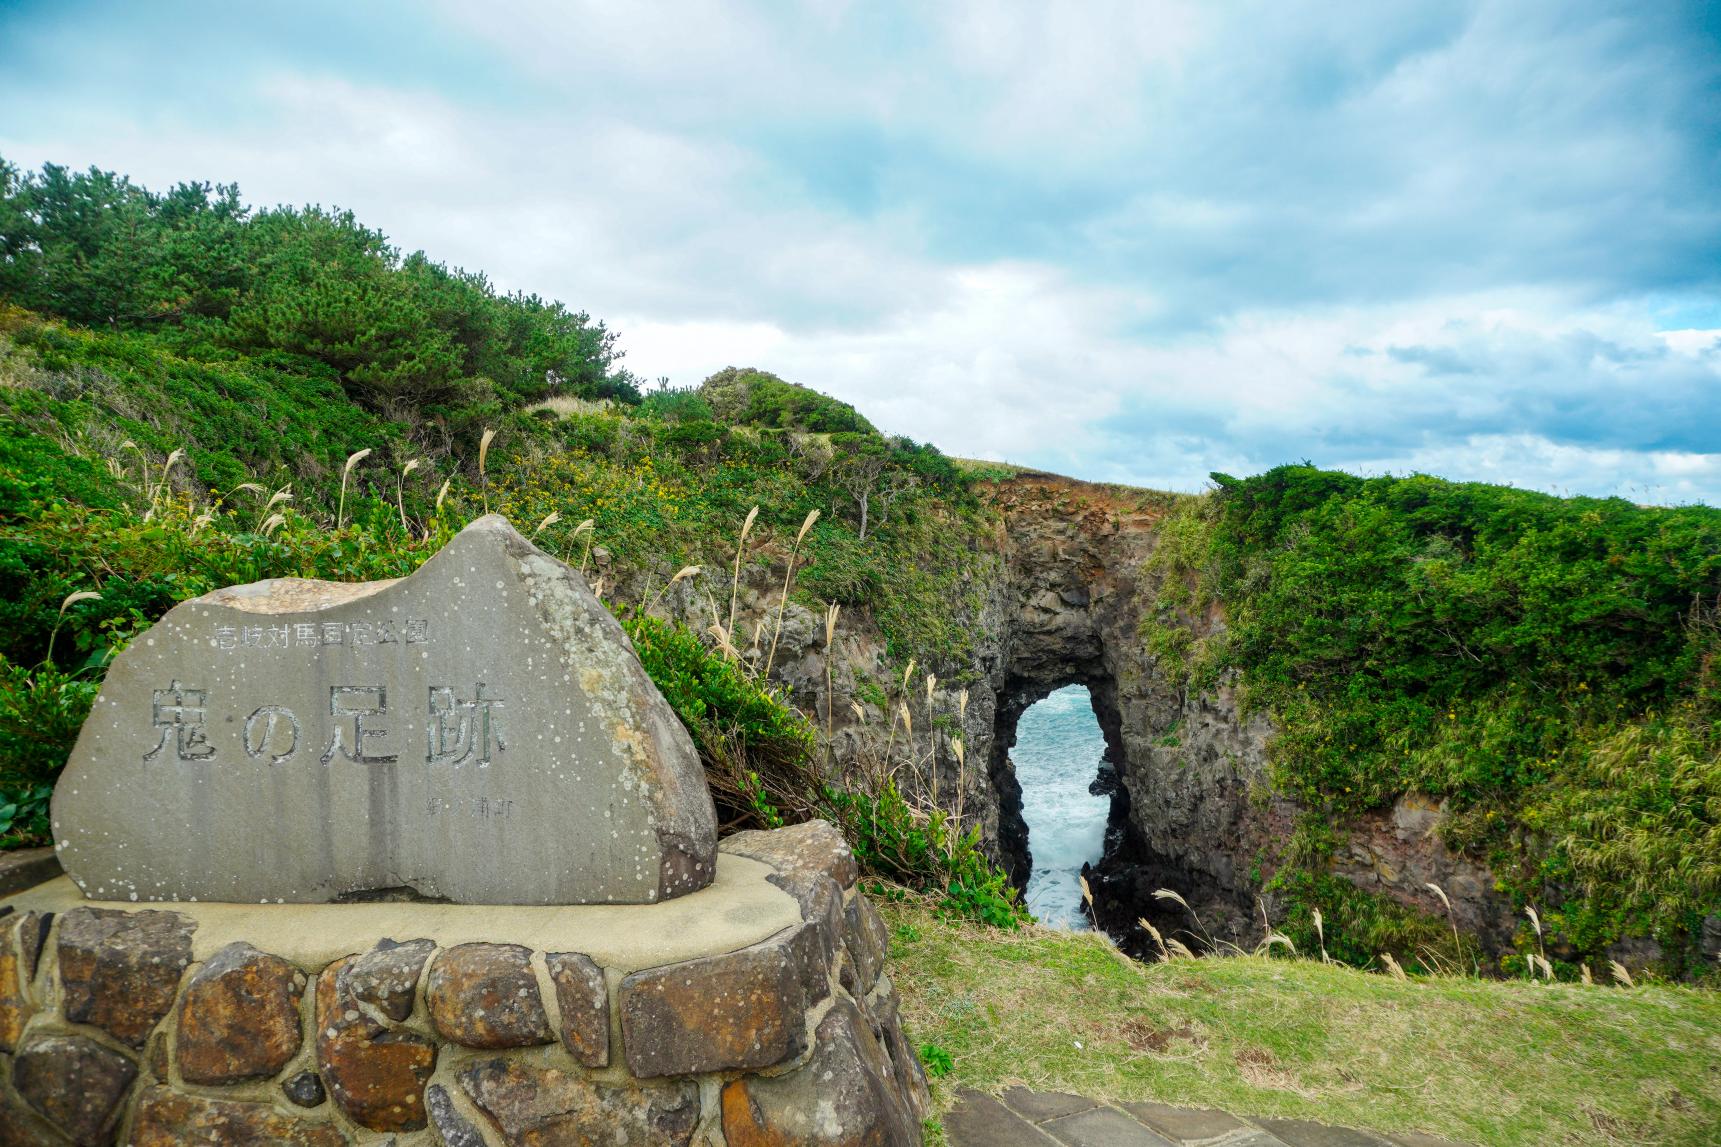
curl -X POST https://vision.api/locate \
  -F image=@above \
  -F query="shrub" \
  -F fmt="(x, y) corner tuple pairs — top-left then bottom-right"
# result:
(622, 612), (1024, 925)
(825, 780), (1027, 927)
(1267, 868), (1450, 970)
(636, 385), (713, 423)
(0, 159), (643, 420)
(698, 367), (877, 435)
(623, 613), (818, 827)
(1524, 716), (1721, 968)
(918, 1043), (954, 1078)
(0, 658), (98, 843)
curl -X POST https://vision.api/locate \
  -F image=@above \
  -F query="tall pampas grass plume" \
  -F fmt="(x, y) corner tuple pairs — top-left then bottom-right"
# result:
(337, 448), (371, 529)
(48, 590), (102, 663)
(727, 506), (759, 644)
(478, 428), (497, 512)
(765, 508), (820, 677)
(396, 459), (420, 532)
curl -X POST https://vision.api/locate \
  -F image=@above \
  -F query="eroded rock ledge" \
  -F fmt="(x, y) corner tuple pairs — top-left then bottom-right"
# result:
(0, 822), (927, 1146)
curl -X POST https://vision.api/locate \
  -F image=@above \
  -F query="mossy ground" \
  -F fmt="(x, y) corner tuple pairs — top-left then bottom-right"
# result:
(881, 893), (1721, 1147)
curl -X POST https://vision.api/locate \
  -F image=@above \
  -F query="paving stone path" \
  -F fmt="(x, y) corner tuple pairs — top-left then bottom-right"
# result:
(945, 1088), (1473, 1147)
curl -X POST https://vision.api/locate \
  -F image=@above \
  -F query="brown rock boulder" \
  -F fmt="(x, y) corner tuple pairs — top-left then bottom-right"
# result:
(0, 912), (37, 1052)
(620, 918), (829, 1077)
(722, 998), (920, 1147)
(11, 1033), (137, 1147)
(131, 1087), (348, 1146)
(283, 1071), (327, 1108)
(0, 1082), (62, 1147)
(341, 937), (433, 1022)
(335, 936), (430, 1019)
(314, 956), (435, 1133)
(545, 950), (609, 1067)
(457, 1058), (699, 1147)
(425, 942), (552, 1049)
(844, 896), (890, 993)
(57, 906), (194, 1048)
(721, 821), (851, 965)
(176, 941), (306, 1084)
(722, 819), (859, 895)
(425, 1083), (487, 1147)
(15, 910), (50, 980)
(866, 981), (932, 1123)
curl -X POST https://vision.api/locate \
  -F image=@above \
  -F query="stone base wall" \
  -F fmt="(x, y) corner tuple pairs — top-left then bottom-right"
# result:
(0, 822), (928, 1146)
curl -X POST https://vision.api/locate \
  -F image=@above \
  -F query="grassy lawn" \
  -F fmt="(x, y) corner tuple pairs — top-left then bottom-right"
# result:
(880, 893), (1721, 1146)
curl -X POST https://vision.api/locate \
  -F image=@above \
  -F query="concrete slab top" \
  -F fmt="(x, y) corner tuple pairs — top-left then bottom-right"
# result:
(0, 847), (60, 898)
(0, 853), (797, 971)
(1040, 1105), (1177, 1147)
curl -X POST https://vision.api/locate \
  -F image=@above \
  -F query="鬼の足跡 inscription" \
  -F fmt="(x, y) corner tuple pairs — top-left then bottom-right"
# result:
(51, 515), (717, 905)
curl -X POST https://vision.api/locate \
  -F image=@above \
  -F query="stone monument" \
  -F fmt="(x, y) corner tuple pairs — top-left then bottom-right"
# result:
(51, 514), (717, 905)
(0, 515), (929, 1145)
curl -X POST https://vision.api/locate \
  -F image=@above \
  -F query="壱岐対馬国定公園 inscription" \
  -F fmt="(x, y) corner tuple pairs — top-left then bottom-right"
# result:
(209, 616), (430, 650)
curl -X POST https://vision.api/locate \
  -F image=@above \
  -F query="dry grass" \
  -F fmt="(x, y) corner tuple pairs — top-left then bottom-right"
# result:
(478, 428), (496, 513)
(881, 893), (1721, 1147)
(336, 446), (369, 528)
(521, 394), (617, 419)
(764, 508), (819, 676)
(396, 458), (420, 531)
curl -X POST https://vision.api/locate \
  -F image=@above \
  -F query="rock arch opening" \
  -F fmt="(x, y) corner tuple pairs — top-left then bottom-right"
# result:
(985, 660), (1133, 917)
(1007, 684), (1115, 928)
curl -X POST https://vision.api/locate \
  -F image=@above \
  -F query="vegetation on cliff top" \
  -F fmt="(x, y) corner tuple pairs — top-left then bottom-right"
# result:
(0, 158), (641, 421)
(698, 365), (878, 435)
(1147, 465), (1721, 975)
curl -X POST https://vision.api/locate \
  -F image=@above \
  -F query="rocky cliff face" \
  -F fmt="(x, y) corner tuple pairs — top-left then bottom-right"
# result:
(987, 477), (1721, 979)
(973, 475), (1281, 949)
(959, 474), (1513, 957)
(611, 472), (1516, 958)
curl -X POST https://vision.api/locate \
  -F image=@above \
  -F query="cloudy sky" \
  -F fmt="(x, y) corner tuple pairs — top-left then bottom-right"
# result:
(4, 1), (1719, 499)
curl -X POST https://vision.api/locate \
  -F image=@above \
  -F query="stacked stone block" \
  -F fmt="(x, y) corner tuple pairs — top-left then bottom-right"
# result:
(0, 822), (929, 1146)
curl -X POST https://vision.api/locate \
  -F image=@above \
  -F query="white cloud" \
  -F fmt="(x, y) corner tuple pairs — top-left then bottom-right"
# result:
(613, 317), (788, 386)
(616, 261), (1140, 460)
(610, 276), (1721, 503)
(3, 1), (1718, 500)
(1, 71), (939, 324)
(1340, 436), (1721, 505)
(1660, 329), (1721, 356)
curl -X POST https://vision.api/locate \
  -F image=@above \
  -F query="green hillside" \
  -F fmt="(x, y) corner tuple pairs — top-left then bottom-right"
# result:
(0, 157), (1016, 922)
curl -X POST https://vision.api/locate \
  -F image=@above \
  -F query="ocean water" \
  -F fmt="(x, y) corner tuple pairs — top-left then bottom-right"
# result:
(1013, 685), (1110, 929)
